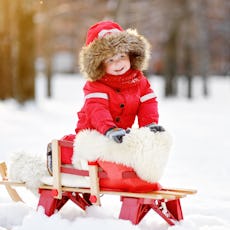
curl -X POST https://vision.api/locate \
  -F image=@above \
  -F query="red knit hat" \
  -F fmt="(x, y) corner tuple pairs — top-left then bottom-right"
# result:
(79, 21), (151, 81)
(85, 21), (124, 45)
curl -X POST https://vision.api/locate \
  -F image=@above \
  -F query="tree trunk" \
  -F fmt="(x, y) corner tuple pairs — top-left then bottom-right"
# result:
(196, 0), (210, 97)
(164, 27), (178, 97)
(184, 43), (193, 99)
(15, 3), (35, 103)
(0, 0), (13, 100)
(43, 1), (54, 98)
(183, 0), (193, 99)
(46, 57), (52, 98)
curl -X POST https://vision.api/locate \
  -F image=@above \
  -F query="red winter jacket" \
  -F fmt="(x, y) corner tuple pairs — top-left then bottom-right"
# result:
(75, 69), (159, 135)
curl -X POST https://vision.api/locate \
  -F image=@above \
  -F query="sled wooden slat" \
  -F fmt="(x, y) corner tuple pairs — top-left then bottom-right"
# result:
(0, 180), (25, 186)
(145, 190), (187, 198)
(39, 184), (188, 200)
(0, 162), (24, 202)
(162, 187), (197, 195)
(0, 162), (7, 180)
(100, 190), (177, 199)
(39, 184), (91, 193)
(88, 163), (101, 205)
(52, 139), (62, 199)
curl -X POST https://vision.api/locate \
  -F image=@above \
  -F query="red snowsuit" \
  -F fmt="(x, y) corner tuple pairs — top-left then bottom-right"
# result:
(75, 69), (159, 134)
(71, 69), (161, 192)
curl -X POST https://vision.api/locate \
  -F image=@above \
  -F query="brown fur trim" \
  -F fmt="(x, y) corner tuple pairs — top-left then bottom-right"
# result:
(79, 29), (151, 81)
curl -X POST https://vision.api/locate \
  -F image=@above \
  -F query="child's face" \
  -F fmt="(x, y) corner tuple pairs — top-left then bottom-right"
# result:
(103, 53), (131, 75)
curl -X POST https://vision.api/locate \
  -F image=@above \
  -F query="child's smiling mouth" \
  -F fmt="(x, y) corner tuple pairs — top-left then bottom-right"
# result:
(115, 67), (124, 72)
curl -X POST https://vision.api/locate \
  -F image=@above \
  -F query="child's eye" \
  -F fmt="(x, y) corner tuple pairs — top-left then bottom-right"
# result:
(120, 54), (125, 58)
(104, 58), (114, 64)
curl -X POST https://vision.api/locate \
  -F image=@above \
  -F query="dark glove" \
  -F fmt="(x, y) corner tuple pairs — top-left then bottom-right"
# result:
(105, 127), (126, 143)
(146, 123), (165, 133)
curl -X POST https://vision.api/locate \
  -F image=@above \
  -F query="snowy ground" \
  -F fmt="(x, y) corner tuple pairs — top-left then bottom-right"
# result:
(0, 73), (230, 230)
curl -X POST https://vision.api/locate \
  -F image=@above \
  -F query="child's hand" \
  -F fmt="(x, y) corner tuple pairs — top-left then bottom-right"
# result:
(146, 123), (165, 133)
(105, 128), (126, 143)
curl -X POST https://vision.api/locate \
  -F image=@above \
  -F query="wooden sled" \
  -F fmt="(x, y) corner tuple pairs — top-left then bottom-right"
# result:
(0, 162), (25, 202)
(38, 139), (197, 226)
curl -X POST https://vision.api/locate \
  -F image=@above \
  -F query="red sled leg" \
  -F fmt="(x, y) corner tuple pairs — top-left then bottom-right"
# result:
(37, 189), (91, 217)
(37, 189), (68, 216)
(119, 197), (151, 224)
(150, 199), (183, 225)
(119, 197), (184, 226)
(67, 192), (91, 210)
(166, 199), (183, 221)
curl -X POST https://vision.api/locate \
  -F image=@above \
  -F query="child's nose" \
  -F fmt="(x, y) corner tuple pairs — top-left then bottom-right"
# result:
(114, 60), (122, 67)
(114, 57), (122, 64)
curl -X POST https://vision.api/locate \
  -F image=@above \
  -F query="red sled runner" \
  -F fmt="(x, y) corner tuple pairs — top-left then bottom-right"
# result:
(38, 135), (197, 226)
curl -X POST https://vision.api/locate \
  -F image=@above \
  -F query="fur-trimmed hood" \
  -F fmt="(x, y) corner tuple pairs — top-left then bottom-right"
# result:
(79, 21), (151, 81)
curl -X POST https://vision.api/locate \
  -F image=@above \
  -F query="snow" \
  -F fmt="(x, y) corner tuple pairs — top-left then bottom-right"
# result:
(1, 73), (230, 230)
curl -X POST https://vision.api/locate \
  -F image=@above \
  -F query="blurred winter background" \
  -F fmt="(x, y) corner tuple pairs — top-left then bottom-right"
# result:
(0, 0), (229, 103)
(0, 1), (229, 230)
